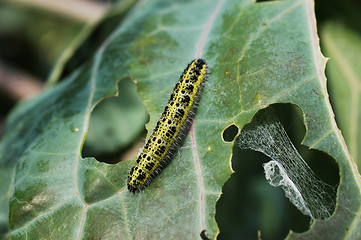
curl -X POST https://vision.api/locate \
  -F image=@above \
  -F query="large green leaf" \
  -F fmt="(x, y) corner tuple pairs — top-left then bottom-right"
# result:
(1, 0), (360, 239)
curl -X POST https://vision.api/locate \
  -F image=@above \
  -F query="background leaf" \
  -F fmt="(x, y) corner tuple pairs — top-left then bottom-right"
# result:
(321, 21), (361, 172)
(0, 0), (360, 239)
(83, 79), (148, 158)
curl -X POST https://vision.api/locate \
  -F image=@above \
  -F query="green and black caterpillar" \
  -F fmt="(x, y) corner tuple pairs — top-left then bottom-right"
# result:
(127, 59), (208, 193)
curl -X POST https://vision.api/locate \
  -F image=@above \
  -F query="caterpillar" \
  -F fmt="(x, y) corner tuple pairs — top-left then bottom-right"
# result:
(127, 59), (208, 193)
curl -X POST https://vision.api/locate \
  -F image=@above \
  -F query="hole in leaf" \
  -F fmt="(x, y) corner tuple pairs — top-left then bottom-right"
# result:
(216, 104), (339, 239)
(222, 124), (240, 142)
(200, 230), (210, 240)
(82, 79), (148, 164)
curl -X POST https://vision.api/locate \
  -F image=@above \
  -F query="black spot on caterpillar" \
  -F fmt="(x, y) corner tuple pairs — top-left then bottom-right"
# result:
(127, 59), (208, 193)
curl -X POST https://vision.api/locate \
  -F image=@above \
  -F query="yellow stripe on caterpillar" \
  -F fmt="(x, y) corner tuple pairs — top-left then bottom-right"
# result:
(127, 59), (208, 193)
